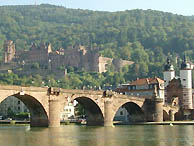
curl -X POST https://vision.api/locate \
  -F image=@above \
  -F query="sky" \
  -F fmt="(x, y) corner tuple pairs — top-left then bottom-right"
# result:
(0, 0), (193, 16)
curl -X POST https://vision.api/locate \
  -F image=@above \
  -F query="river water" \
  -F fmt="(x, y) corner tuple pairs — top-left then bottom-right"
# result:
(0, 124), (194, 146)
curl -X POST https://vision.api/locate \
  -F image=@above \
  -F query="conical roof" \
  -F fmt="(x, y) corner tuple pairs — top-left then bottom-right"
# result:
(164, 58), (174, 71)
(180, 55), (191, 70)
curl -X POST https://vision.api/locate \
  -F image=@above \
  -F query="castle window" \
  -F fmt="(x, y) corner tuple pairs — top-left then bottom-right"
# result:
(183, 79), (186, 81)
(105, 64), (109, 70)
(184, 94), (186, 96)
(18, 101), (20, 104)
(18, 106), (20, 111)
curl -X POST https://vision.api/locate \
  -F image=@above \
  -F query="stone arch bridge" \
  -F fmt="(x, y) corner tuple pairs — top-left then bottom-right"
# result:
(0, 85), (178, 127)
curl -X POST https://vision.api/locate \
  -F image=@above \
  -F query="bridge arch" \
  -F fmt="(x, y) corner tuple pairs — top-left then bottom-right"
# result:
(113, 101), (145, 123)
(0, 92), (49, 127)
(73, 96), (104, 126)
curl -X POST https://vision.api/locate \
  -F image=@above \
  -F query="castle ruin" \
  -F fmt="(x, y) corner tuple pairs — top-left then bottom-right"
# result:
(3, 40), (15, 63)
(2, 40), (134, 74)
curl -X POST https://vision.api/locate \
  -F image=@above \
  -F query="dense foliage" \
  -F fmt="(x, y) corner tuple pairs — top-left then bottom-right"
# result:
(1, 4), (194, 87)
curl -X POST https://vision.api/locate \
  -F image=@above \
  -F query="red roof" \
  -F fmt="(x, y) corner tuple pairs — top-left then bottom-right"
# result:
(115, 77), (164, 93)
(130, 77), (164, 86)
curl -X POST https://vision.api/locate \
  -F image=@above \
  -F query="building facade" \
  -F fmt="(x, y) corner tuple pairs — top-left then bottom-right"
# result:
(60, 103), (75, 121)
(114, 107), (129, 121)
(0, 96), (28, 117)
(115, 77), (165, 100)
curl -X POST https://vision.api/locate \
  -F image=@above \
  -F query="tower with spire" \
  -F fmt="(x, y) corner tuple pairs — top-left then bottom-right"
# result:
(163, 56), (193, 110)
(163, 58), (175, 88)
(180, 55), (193, 109)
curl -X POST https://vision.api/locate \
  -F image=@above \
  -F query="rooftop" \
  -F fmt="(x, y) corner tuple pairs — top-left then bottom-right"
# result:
(130, 77), (164, 86)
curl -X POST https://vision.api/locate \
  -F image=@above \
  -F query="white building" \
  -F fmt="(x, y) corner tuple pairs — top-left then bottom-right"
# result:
(60, 101), (76, 121)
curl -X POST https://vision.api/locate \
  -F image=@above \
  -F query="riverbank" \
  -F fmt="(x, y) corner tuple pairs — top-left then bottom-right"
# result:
(0, 120), (30, 124)
(0, 120), (83, 125)
(114, 121), (194, 125)
(1, 120), (194, 126)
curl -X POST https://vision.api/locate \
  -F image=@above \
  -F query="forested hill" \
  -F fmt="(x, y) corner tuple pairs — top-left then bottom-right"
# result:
(1, 4), (194, 79)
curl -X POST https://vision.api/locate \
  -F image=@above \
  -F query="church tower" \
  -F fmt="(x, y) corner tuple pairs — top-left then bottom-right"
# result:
(180, 56), (193, 109)
(163, 58), (175, 88)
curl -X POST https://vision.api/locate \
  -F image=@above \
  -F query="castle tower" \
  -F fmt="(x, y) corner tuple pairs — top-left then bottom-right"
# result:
(180, 56), (193, 109)
(163, 58), (175, 88)
(47, 43), (52, 54)
(3, 40), (16, 63)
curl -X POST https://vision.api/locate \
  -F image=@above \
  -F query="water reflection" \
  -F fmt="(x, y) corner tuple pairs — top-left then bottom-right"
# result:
(0, 125), (194, 146)
(177, 125), (194, 146)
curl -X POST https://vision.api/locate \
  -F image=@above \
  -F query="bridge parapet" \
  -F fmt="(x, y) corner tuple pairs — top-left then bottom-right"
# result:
(60, 89), (104, 95)
(0, 85), (48, 92)
(115, 94), (145, 102)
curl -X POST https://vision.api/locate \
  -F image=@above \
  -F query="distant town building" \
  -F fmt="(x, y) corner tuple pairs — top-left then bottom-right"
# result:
(0, 96), (28, 116)
(60, 98), (77, 121)
(115, 77), (165, 100)
(114, 107), (128, 121)
(60, 103), (75, 121)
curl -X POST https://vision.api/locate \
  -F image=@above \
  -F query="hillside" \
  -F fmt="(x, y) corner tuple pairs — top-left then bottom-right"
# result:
(0, 4), (194, 87)
(0, 5), (194, 53)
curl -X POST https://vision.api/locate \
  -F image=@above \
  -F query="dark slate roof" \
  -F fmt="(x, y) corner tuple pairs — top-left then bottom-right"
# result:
(164, 58), (174, 71)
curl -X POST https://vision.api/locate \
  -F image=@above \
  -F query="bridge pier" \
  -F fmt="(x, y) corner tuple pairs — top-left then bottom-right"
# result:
(47, 87), (61, 128)
(86, 112), (104, 126)
(30, 115), (49, 127)
(49, 99), (61, 127)
(154, 98), (163, 122)
(104, 100), (113, 127)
